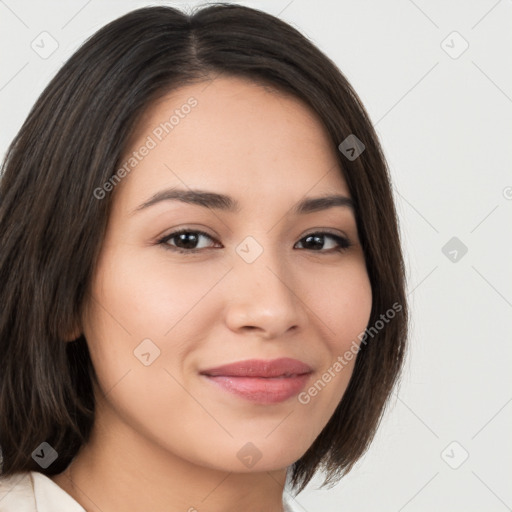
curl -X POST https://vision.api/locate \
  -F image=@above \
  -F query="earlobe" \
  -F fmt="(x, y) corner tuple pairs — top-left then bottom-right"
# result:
(61, 322), (82, 342)
(63, 331), (82, 342)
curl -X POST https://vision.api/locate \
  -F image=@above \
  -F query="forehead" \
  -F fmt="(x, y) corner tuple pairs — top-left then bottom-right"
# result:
(115, 76), (349, 210)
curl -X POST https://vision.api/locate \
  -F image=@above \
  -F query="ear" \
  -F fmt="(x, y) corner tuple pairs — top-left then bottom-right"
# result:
(61, 320), (82, 342)
(63, 327), (82, 342)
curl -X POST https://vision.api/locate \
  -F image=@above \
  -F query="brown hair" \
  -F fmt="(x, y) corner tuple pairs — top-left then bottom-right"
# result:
(0, 3), (408, 494)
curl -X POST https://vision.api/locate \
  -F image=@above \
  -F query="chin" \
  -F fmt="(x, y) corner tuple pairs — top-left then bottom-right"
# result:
(186, 436), (313, 474)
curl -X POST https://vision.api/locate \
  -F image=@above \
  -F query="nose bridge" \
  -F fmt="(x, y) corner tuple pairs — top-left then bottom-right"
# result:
(235, 233), (289, 289)
(225, 234), (306, 336)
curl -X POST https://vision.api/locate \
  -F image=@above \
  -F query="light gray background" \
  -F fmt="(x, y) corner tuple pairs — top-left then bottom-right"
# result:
(1, 1), (511, 511)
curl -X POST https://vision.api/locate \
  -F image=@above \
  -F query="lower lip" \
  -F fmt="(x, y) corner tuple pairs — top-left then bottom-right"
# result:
(202, 374), (311, 404)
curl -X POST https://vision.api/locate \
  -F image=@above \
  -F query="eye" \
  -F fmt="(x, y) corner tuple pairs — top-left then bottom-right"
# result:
(158, 229), (352, 254)
(294, 232), (352, 253)
(158, 229), (219, 254)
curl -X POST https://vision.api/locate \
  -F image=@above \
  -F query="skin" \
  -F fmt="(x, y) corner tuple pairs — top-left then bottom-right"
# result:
(51, 76), (372, 512)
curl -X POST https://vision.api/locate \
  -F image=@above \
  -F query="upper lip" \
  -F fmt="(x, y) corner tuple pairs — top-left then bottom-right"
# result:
(200, 357), (313, 378)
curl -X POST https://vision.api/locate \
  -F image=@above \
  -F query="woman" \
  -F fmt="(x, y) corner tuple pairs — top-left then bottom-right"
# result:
(0, 4), (408, 511)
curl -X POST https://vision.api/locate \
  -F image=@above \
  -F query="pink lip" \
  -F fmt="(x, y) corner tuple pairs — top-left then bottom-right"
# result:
(200, 358), (313, 404)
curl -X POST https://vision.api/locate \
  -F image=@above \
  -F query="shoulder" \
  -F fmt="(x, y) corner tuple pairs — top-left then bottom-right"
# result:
(0, 471), (36, 511)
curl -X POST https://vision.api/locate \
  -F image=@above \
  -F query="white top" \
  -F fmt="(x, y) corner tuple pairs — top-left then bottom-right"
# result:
(0, 471), (299, 511)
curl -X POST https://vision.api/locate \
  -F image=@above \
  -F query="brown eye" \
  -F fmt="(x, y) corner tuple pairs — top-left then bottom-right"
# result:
(295, 232), (351, 252)
(159, 229), (219, 253)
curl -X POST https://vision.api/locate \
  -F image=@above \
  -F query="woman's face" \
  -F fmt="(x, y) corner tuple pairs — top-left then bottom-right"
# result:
(82, 76), (372, 473)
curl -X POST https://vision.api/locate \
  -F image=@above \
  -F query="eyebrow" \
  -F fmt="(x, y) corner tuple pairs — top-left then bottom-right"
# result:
(130, 188), (354, 216)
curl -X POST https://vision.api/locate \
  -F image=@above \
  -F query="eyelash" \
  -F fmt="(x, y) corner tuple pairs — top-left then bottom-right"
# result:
(157, 229), (352, 255)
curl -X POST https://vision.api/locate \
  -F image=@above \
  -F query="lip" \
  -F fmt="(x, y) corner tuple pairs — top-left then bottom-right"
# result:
(200, 358), (313, 404)
(200, 357), (313, 378)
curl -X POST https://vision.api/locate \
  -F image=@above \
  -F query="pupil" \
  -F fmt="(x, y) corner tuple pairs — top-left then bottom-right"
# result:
(305, 234), (323, 250)
(177, 232), (198, 249)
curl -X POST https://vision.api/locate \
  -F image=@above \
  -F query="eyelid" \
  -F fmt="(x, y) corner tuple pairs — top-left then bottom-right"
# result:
(301, 227), (349, 239)
(157, 224), (217, 241)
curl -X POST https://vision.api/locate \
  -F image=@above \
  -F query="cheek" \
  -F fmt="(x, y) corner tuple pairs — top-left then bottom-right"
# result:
(298, 257), (372, 404)
(81, 249), (212, 439)
(82, 246), (229, 390)
(305, 257), (372, 350)
(87, 246), (226, 340)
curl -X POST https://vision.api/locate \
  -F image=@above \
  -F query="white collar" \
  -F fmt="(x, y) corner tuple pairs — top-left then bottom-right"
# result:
(32, 471), (86, 512)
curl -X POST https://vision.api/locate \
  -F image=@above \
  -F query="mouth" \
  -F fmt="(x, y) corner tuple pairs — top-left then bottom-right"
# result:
(199, 358), (313, 404)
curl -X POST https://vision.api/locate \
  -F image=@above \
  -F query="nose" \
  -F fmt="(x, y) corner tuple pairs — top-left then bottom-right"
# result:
(223, 245), (308, 339)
